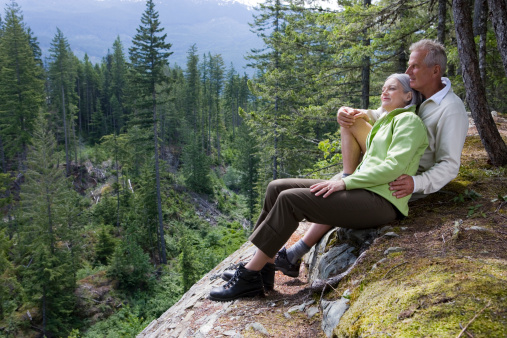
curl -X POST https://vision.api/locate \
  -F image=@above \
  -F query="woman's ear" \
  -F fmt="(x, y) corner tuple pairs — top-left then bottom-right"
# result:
(406, 91), (413, 104)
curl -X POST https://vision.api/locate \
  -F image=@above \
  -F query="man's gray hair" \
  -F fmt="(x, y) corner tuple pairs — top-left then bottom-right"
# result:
(409, 39), (447, 75)
(387, 73), (422, 106)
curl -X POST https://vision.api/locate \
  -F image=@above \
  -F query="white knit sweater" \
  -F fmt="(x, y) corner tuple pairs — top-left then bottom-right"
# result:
(364, 78), (468, 197)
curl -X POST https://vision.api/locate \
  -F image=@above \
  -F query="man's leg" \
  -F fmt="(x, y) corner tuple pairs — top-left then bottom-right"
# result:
(341, 118), (372, 174)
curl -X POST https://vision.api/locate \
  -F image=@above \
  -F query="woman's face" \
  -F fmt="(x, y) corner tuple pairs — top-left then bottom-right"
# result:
(381, 78), (412, 112)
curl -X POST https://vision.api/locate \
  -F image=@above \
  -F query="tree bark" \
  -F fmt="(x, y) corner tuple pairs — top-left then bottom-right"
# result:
(437, 0), (447, 44)
(473, 0), (488, 85)
(487, 0), (507, 77)
(61, 84), (70, 176)
(153, 92), (167, 265)
(453, 0), (507, 166)
(361, 0), (371, 110)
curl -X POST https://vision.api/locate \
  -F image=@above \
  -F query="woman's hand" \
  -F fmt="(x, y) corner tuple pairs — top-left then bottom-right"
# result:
(337, 107), (369, 128)
(310, 180), (346, 198)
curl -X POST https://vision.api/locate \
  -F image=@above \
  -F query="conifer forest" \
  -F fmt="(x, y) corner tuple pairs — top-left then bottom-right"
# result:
(1, 0), (506, 336)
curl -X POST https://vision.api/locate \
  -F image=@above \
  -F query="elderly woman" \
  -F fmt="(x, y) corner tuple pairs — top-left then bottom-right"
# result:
(209, 74), (428, 301)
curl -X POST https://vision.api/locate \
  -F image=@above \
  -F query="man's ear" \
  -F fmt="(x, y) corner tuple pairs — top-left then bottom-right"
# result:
(433, 64), (441, 76)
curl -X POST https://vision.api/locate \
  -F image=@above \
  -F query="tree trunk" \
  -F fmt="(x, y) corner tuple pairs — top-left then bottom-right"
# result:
(487, 0), (507, 77)
(46, 186), (54, 254)
(273, 0), (281, 180)
(42, 286), (47, 337)
(0, 128), (6, 173)
(453, 0), (507, 166)
(397, 42), (407, 73)
(437, 0), (447, 44)
(361, 0), (371, 110)
(61, 84), (70, 176)
(153, 92), (167, 264)
(115, 134), (120, 227)
(473, 0), (488, 85)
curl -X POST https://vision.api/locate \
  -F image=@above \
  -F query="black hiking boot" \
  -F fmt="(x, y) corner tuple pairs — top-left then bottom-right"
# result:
(209, 263), (264, 302)
(275, 247), (301, 278)
(221, 262), (275, 291)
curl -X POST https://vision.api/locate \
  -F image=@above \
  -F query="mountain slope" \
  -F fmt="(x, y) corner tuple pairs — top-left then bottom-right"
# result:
(4, 0), (262, 71)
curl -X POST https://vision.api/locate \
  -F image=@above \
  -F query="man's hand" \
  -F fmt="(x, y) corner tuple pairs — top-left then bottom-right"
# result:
(389, 174), (414, 199)
(337, 106), (368, 128)
(310, 180), (346, 198)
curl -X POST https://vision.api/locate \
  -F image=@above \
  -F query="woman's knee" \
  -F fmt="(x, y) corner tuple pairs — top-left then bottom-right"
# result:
(266, 179), (289, 194)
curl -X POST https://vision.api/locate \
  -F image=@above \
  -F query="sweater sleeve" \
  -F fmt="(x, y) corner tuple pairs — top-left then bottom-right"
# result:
(364, 108), (383, 124)
(412, 106), (469, 194)
(343, 113), (428, 190)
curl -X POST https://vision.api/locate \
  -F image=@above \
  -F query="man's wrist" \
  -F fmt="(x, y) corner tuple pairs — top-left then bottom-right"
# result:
(411, 176), (417, 193)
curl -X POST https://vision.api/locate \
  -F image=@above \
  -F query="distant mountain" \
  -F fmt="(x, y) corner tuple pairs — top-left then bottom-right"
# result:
(2, 0), (264, 73)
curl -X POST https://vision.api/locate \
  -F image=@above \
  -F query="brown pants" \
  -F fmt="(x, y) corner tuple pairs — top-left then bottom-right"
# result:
(249, 179), (397, 257)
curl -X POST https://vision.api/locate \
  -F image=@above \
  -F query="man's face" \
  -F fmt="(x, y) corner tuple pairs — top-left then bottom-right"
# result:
(405, 50), (435, 93)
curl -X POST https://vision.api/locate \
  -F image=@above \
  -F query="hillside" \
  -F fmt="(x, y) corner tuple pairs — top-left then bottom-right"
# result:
(139, 114), (507, 337)
(2, 0), (262, 70)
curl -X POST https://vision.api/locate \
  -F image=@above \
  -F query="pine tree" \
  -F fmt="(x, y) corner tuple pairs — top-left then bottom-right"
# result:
(19, 113), (80, 336)
(247, 0), (288, 180)
(0, 228), (23, 322)
(232, 123), (259, 224)
(111, 36), (128, 133)
(95, 226), (116, 265)
(0, 2), (44, 169)
(182, 134), (212, 194)
(184, 44), (200, 134)
(129, 0), (173, 264)
(48, 28), (76, 176)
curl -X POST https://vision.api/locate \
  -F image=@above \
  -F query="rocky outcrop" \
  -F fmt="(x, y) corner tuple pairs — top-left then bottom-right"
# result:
(138, 223), (384, 337)
(138, 242), (259, 337)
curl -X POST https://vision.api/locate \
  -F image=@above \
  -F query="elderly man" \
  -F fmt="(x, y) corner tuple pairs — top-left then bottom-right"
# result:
(273, 39), (469, 278)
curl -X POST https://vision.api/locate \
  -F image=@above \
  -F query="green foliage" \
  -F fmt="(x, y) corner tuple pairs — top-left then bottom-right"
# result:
(178, 227), (203, 291)
(491, 193), (507, 202)
(467, 204), (486, 218)
(95, 226), (117, 266)
(107, 236), (154, 291)
(75, 262), (107, 281)
(0, 2), (44, 166)
(0, 229), (23, 322)
(91, 195), (118, 227)
(453, 189), (482, 203)
(0, 172), (14, 210)
(141, 268), (183, 320)
(223, 166), (242, 191)
(303, 133), (343, 179)
(82, 306), (149, 338)
(182, 135), (212, 194)
(18, 114), (81, 336)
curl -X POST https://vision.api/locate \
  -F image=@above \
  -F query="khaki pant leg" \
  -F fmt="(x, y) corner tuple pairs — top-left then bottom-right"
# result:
(250, 189), (397, 258)
(253, 178), (324, 230)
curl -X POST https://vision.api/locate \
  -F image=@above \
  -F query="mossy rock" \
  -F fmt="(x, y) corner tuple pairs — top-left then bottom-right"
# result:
(334, 256), (507, 337)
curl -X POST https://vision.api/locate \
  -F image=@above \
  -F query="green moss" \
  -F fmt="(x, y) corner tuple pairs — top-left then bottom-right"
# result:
(335, 258), (507, 337)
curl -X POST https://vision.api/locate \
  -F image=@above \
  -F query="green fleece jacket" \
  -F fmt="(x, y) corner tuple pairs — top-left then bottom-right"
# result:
(342, 105), (428, 216)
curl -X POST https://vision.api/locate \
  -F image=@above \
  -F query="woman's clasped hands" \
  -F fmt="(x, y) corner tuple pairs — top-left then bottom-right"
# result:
(310, 179), (346, 198)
